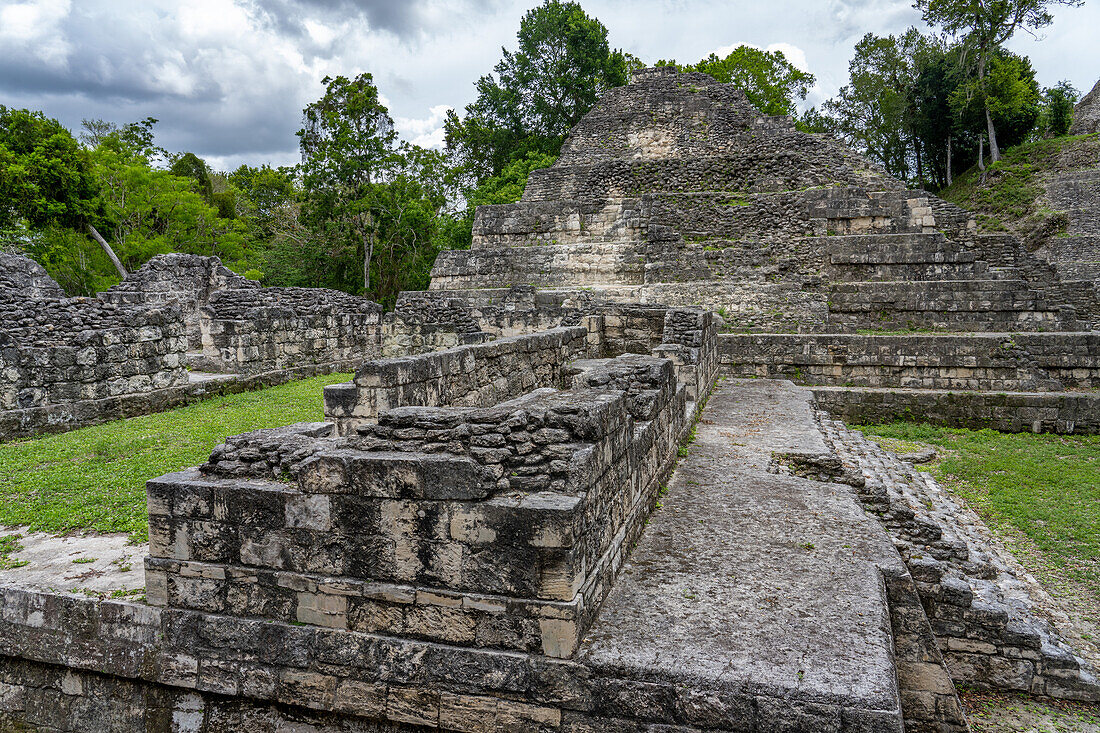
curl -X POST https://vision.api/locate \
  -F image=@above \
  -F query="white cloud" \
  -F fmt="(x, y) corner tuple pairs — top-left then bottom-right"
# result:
(395, 104), (450, 149)
(0, 0), (72, 66)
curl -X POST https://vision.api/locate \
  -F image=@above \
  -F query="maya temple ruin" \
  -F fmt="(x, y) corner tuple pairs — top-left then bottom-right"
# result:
(1, 66), (1099, 731)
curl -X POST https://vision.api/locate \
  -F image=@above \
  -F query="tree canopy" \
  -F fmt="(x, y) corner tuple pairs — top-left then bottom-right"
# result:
(916, 0), (1082, 162)
(444, 0), (627, 183)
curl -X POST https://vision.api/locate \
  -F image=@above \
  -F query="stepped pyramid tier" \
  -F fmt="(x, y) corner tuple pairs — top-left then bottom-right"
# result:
(1070, 78), (1100, 136)
(430, 66), (1095, 336)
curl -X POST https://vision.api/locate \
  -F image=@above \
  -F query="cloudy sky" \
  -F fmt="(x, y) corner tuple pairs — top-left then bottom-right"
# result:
(1, 0), (1095, 171)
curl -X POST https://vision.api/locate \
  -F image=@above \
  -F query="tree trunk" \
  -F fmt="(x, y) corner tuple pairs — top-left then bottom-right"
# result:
(985, 105), (1001, 163)
(915, 139), (924, 189)
(946, 135), (953, 188)
(360, 211), (374, 294)
(86, 224), (127, 278)
(977, 135), (986, 184)
(362, 235), (372, 293)
(978, 51), (1000, 163)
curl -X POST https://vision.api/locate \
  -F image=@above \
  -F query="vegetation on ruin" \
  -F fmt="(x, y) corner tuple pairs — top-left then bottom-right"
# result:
(0, 373), (350, 543)
(856, 422), (1100, 604)
(940, 132), (1098, 233)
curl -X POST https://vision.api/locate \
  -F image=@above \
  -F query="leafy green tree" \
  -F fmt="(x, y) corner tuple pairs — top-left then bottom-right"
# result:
(1037, 81), (1078, 137)
(949, 48), (1041, 164)
(298, 73), (396, 293)
(661, 46), (816, 117)
(0, 107), (99, 230)
(468, 151), (558, 209)
(916, 0), (1082, 162)
(445, 0), (627, 183)
(823, 30), (934, 183)
(169, 152), (215, 203)
(230, 165), (301, 238)
(909, 46), (963, 188)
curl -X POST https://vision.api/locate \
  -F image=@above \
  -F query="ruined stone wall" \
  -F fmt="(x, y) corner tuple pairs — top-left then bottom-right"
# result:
(1070, 78), (1100, 135)
(101, 253), (258, 350)
(199, 287), (383, 376)
(0, 252), (66, 298)
(813, 386), (1100, 434)
(325, 326), (591, 435)
(523, 134), (898, 203)
(0, 256), (190, 439)
(822, 418), (1100, 700)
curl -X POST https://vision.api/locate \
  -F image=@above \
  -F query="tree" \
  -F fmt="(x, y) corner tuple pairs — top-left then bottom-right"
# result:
(949, 48), (1041, 165)
(90, 129), (253, 273)
(823, 30), (934, 183)
(1038, 81), (1078, 137)
(445, 1), (627, 184)
(468, 151), (558, 209)
(916, 0), (1082, 162)
(298, 73), (396, 293)
(661, 46), (816, 117)
(0, 107), (99, 230)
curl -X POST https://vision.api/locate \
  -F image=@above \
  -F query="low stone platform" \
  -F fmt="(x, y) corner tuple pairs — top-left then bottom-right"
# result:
(0, 359), (357, 443)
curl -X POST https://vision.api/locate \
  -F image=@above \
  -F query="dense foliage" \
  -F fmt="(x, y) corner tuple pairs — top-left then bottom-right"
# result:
(817, 27), (1073, 189)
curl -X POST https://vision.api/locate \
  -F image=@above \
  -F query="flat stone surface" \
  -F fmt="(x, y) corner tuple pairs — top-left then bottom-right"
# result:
(0, 526), (147, 596)
(579, 379), (906, 716)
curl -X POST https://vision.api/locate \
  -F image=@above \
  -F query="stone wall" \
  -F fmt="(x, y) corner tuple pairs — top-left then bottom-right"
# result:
(813, 386), (1100, 434)
(0, 315), (724, 730)
(823, 417), (1100, 700)
(0, 252), (66, 299)
(720, 332), (1100, 391)
(101, 253), (258, 350)
(0, 254), (191, 439)
(328, 304), (708, 436)
(199, 287), (384, 376)
(325, 327), (591, 436)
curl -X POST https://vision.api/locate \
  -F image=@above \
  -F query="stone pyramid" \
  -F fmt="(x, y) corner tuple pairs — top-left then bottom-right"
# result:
(421, 66), (1099, 433)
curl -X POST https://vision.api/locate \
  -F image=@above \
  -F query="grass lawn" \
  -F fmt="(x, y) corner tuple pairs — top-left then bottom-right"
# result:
(855, 422), (1100, 616)
(0, 373), (350, 544)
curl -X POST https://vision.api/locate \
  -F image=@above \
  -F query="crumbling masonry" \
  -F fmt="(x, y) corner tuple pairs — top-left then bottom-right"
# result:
(1, 67), (1098, 731)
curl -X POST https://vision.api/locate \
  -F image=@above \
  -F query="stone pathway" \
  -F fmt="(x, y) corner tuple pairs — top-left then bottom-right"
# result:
(579, 379), (912, 730)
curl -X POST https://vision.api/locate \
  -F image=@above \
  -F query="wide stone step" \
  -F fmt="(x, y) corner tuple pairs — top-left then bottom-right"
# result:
(580, 379), (909, 731)
(431, 242), (650, 289)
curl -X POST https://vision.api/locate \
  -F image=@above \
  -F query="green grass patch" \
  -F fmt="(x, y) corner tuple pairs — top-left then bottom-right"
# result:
(855, 422), (1100, 592)
(0, 374), (350, 543)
